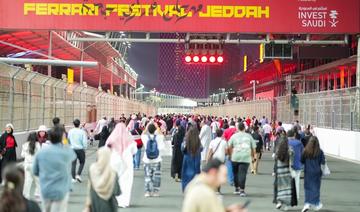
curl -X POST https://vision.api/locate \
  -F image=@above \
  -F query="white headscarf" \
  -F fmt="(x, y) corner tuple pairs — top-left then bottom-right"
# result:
(89, 147), (116, 200)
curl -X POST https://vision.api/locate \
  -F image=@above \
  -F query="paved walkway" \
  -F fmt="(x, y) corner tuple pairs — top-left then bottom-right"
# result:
(68, 143), (360, 212)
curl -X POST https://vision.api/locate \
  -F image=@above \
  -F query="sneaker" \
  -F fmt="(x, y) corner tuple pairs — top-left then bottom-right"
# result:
(276, 202), (282, 210)
(283, 206), (289, 211)
(76, 175), (82, 183)
(251, 170), (255, 174)
(233, 188), (240, 195)
(301, 204), (311, 212)
(239, 191), (247, 197)
(71, 179), (77, 183)
(152, 192), (160, 197)
(144, 192), (151, 198)
(314, 203), (323, 211)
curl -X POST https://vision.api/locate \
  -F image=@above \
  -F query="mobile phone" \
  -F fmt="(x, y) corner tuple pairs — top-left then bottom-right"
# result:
(241, 200), (251, 209)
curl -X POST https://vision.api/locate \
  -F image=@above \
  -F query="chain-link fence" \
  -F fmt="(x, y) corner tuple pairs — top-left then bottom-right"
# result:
(194, 88), (360, 132)
(0, 63), (156, 132)
(194, 99), (272, 120)
(276, 87), (360, 131)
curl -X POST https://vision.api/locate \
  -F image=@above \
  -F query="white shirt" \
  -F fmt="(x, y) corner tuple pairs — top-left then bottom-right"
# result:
(209, 137), (227, 163)
(21, 142), (41, 165)
(210, 122), (220, 133)
(141, 117), (148, 128)
(263, 124), (272, 134)
(141, 133), (165, 164)
(94, 119), (108, 134)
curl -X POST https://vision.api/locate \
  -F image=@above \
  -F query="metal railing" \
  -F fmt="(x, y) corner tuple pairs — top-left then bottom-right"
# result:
(276, 87), (360, 131)
(0, 63), (156, 132)
(194, 88), (360, 131)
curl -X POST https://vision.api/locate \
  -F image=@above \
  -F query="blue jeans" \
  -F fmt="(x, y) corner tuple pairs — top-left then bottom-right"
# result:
(133, 148), (142, 169)
(226, 156), (234, 185)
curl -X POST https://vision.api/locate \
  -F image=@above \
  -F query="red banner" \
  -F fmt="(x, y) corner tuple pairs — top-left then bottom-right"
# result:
(0, 0), (358, 33)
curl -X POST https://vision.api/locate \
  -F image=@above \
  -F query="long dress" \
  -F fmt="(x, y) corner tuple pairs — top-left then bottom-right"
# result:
(112, 142), (138, 207)
(181, 144), (202, 192)
(171, 126), (185, 179)
(90, 176), (121, 212)
(302, 150), (325, 206)
(274, 150), (296, 206)
(199, 125), (211, 161)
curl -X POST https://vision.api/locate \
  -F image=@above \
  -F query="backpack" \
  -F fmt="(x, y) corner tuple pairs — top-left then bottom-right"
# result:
(146, 134), (159, 159)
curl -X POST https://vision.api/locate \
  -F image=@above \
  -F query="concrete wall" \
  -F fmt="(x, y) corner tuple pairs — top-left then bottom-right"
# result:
(314, 127), (360, 162)
(280, 124), (360, 162)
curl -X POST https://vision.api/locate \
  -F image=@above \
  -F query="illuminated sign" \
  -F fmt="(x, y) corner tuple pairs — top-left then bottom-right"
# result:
(0, 0), (358, 33)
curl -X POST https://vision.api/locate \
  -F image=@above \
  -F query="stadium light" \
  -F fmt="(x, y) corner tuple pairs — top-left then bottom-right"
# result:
(201, 56), (208, 63)
(185, 55), (192, 63)
(209, 56), (216, 63)
(217, 56), (224, 63)
(193, 56), (200, 63)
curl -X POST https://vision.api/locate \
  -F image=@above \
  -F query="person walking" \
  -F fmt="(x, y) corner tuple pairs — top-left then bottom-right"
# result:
(199, 120), (212, 162)
(0, 123), (17, 184)
(98, 125), (110, 148)
(262, 121), (272, 151)
(273, 136), (297, 210)
(228, 122), (256, 197)
(207, 129), (227, 193)
(182, 159), (247, 212)
(207, 129), (227, 164)
(251, 126), (263, 175)
(301, 136), (325, 212)
(0, 164), (41, 212)
(94, 117), (108, 135)
(287, 129), (304, 201)
(210, 118), (220, 139)
(141, 123), (165, 197)
(223, 120), (237, 186)
(33, 125), (76, 212)
(68, 119), (88, 183)
(106, 123), (138, 208)
(36, 125), (48, 146)
(181, 125), (203, 192)
(21, 132), (41, 200)
(84, 147), (120, 212)
(171, 120), (185, 182)
(131, 122), (143, 170)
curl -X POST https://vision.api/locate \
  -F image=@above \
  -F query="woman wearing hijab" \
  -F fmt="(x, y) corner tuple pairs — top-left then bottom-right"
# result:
(171, 120), (185, 182)
(106, 123), (137, 208)
(84, 147), (120, 212)
(0, 123), (17, 183)
(98, 125), (110, 148)
(181, 125), (203, 192)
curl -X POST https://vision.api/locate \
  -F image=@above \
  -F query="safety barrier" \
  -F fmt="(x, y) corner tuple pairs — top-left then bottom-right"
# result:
(194, 99), (272, 120)
(276, 87), (360, 131)
(0, 63), (156, 132)
(194, 87), (360, 132)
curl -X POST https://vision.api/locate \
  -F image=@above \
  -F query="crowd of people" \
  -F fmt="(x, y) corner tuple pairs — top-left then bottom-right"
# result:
(0, 113), (329, 212)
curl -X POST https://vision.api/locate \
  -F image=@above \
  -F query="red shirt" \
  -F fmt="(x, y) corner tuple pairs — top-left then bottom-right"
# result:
(6, 136), (15, 148)
(223, 127), (237, 142)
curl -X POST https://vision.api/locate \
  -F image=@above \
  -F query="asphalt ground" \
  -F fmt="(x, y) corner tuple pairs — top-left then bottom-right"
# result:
(67, 141), (360, 212)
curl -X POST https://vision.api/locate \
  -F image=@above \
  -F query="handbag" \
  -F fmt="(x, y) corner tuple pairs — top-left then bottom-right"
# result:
(321, 163), (331, 176)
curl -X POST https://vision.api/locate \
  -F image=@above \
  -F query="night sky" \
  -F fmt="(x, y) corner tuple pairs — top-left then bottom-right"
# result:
(127, 42), (259, 96)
